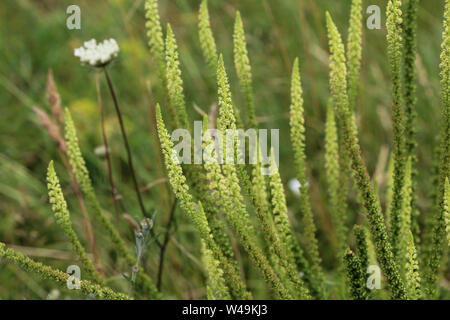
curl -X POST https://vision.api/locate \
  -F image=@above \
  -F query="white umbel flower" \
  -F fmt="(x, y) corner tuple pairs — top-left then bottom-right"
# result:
(74, 39), (119, 67)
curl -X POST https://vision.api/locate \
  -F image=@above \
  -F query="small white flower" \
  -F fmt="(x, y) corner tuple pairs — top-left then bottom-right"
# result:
(288, 178), (301, 196)
(46, 289), (60, 300)
(74, 38), (119, 67)
(94, 145), (107, 156)
(288, 178), (309, 196)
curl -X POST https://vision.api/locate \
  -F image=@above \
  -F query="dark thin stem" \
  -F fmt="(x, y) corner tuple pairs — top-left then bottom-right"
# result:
(157, 199), (177, 291)
(96, 75), (121, 231)
(103, 67), (147, 218)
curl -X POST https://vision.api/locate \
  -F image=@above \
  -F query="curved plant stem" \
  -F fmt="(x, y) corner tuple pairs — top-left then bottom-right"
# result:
(103, 67), (147, 218)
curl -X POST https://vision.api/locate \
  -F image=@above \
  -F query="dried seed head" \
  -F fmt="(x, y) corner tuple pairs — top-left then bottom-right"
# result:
(46, 70), (63, 127)
(33, 107), (66, 153)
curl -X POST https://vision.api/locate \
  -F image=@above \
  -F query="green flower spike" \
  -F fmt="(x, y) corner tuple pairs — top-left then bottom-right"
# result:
(198, 0), (218, 74)
(445, 178), (450, 247)
(267, 153), (312, 299)
(398, 157), (413, 270)
(214, 56), (292, 299)
(165, 24), (190, 131)
(326, 11), (407, 299)
(0, 243), (129, 300)
(46, 161), (103, 285)
(145, 0), (166, 80)
(64, 109), (160, 299)
(353, 226), (369, 281)
(425, 0), (450, 297)
(233, 11), (257, 128)
(289, 57), (325, 299)
(403, 0), (420, 246)
(386, 0), (407, 260)
(344, 249), (369, 300)
(346, 0), (363, 109)
(201, 240), (231, 300)
(404, 230), (422, 300)
(200, 116), (241, 278)
(325, 98), (348, 265)
(385, 154), (395, 231)
(156, 103), (250, 299)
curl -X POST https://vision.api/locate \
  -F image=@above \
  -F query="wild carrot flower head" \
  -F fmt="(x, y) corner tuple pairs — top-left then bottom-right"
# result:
(74, 39), (119, 67)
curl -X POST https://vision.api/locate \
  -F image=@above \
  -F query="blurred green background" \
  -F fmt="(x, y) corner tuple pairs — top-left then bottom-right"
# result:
(0, 0), (447, 299)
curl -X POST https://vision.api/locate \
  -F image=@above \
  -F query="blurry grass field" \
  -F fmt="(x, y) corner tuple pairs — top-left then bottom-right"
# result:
(0, 0), (448, 299)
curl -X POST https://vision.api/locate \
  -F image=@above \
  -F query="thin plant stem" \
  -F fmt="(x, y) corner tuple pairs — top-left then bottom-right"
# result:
(103, 67), (147, 218)
(96, 74), (121, 231)
(157, 199), (177, 291)
(103, 69), (163, 249)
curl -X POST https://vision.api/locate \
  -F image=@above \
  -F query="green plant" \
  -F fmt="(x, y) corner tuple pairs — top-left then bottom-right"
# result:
(289, 57), (325, 298)
(0, 0), (448, 301)
(0, 243), (129, 300)
(326, 8), (407, 299)
(46, 161), (104, 285)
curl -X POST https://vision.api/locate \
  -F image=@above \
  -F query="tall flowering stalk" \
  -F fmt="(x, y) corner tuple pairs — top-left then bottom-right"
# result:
(398, 157), (413, 270)
(403, 0), (420, 245)
(39, 72), (100, 267)
(233, 11), (257, 128)
(64, 109), (134, 266)
(353, 225), (369, 287)
(233, 146), (309, 298)
(425, 0), (450, 297)
(385, 154), (395, 231)
(289, 57), (325, 298)
(46, 161), (104, 285)
(386, 0), (408, 259)
(6, 0), (448, 301)
(215, 55), (291, 299)
(344, 249), (368, 300)
(325, 98), (347, 265)
(165, 24), (190, 131)
(246, 151), (275, 258)
(251, 150), (271, 217)
(405, 230), (422, 299)
(198, 0), (218, 74)
(326, 12), (407, 299)
(403, 0), (419, 156)
(200, 117), (241, 277)
(268, 153), (312, 298)
(201, 240), (231, 300)
(403, 0), (419, 157)
(145, 0), (166, 81)
(445, 178), (450, 247)
(334, 0), (362, 244)
(247, 151), (311, 299)
(145, 0), (179, 128)
(156, 103), (250, 299)
(346, 0), (363, 109)
(64, 109), (161, 299)
(0, 243), (129, 300)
